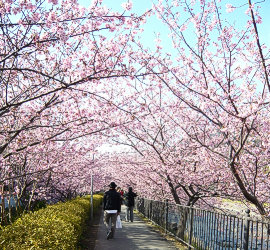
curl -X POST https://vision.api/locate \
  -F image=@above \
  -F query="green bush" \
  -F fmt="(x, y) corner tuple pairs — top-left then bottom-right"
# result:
(0, 194), (103, 250)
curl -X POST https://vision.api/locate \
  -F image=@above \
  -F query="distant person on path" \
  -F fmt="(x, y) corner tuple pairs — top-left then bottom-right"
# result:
(124, 187), (137, 222)
(103, 182), (121, 240)
(116, 186), (124, 205)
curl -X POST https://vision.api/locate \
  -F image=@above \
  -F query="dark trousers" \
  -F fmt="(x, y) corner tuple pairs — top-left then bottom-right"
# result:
(126, 206), (134, 222)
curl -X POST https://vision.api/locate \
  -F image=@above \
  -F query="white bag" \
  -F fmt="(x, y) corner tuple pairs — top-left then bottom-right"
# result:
(116, 215), (122, 229)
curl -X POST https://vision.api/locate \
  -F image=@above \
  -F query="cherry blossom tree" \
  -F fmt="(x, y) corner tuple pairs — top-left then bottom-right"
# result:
(0, 0), (150, 223)
(1, 0), (270, 226)
(134, 0), (270, 216)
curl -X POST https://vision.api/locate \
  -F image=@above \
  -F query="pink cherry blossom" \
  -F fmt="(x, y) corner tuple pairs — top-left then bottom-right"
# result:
(121, 1), (133, 11)
(225, 4), (235, 13)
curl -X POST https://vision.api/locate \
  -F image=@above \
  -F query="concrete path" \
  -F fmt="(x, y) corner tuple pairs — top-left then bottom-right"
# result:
(94, 205), (178, 250)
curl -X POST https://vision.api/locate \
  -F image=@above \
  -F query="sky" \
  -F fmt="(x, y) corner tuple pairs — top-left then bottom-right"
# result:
(78, 0), (270, 50)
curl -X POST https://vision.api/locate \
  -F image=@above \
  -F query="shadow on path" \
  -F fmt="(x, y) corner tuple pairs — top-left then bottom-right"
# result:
(94, 205), (178, 250)
(79, 205), (103, 249)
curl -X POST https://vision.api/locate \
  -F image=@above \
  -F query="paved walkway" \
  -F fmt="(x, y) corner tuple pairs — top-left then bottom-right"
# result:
(94, 205), (178, 250)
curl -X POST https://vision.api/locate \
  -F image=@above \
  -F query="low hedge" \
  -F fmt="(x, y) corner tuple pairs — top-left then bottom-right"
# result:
(0, 194), (103, 250)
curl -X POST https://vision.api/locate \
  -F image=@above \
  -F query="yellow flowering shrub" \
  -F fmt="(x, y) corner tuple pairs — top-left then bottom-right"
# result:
(0, 194), (103, 250)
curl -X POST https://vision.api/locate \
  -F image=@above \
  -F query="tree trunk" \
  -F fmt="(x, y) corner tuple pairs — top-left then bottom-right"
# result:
(27, 181), (37, 211)
(7, 183), (12, 223)
(176, 206), (189, 240)
(1, 186), (7, 225)
(230, 162), (266, 216)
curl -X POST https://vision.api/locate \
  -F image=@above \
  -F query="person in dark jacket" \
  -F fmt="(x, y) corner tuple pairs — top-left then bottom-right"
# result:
(124, 186), (137, 222)
(103, 182), (121, 239)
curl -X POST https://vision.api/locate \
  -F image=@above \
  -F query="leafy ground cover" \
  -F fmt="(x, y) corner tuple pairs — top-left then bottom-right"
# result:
(0, 194), (103, 250)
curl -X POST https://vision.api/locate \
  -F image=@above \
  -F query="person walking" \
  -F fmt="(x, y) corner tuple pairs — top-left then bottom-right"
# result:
(124, 186), (137, 222)
(116, 186), (124, 205)
(103, 182), (121, 240)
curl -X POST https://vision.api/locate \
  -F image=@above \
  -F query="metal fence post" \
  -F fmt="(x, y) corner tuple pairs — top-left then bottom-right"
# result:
(188, 207), (194, 250)
(165, 199), (169, 233)
(150, 199), (152, 221)
(142, 197), (145, 216)
(243, 209), (250, 250)
(90, 174), (93, 221)
(148, 199), (150, 219)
